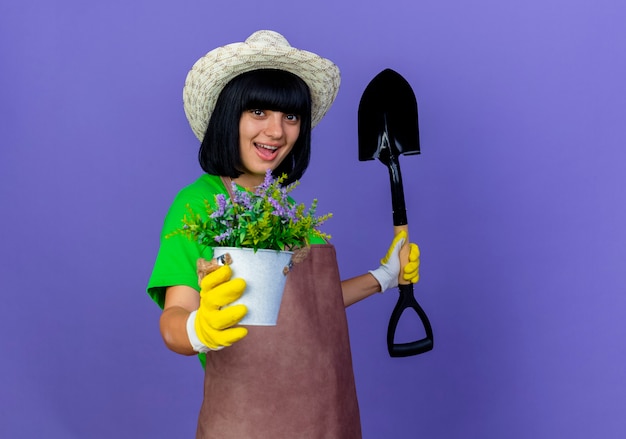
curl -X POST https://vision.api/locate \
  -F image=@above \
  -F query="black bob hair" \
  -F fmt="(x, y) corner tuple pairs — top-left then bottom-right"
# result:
(198, 69), (313, 185)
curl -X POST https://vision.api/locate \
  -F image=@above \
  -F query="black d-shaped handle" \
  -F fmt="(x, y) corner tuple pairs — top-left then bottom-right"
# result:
(387, 283), (434, 357)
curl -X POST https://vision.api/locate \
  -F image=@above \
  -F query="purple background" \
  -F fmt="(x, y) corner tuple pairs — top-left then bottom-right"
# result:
(2, 1), (625, 438)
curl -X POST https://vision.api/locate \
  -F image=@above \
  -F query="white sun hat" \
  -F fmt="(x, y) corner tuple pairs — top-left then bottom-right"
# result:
(183, 30), (341, 141)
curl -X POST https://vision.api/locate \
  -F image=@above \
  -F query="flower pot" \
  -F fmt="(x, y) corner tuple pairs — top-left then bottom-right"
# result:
(213, 247), (293, 326)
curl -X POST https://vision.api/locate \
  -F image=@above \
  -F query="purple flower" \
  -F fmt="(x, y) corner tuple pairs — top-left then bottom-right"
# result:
(210, 194), (228, 219)
(233, 188), (254, 211)
(269, 197), (286, 217)
(285, 204), (298, 221)
(257, 169), (274, 194)
(214, 229), (232, 243)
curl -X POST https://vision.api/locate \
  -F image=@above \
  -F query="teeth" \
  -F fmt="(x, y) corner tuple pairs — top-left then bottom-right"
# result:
(257, 143), (278, 151)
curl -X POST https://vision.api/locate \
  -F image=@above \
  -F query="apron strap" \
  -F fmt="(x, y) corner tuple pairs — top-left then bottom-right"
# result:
(220, 176), (235, 199)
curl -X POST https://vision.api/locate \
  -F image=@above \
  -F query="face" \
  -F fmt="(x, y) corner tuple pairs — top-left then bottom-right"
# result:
(235, 109), (301, 188)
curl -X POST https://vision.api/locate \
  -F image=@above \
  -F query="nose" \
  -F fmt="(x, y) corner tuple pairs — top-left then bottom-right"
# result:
(264, 112), (284, 139)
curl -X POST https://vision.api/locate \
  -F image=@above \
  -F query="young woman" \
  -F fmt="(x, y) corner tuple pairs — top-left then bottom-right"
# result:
(147, 30), (419, 439)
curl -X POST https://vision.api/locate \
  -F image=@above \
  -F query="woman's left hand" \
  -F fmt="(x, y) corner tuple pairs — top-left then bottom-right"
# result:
(369, 231), (420, 292)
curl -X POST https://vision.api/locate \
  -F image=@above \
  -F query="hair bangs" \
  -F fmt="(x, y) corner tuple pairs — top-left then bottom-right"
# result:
(241, 69), (311, 116)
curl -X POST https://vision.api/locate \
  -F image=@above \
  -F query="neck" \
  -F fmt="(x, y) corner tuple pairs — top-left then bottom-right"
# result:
(231, 174), (263, 189)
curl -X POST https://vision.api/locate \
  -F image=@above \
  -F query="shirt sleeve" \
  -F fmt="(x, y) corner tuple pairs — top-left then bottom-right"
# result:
(147, 184), (215, 309)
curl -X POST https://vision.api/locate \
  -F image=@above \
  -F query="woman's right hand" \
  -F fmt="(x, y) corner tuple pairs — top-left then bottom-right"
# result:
(188, 265), (248, 352)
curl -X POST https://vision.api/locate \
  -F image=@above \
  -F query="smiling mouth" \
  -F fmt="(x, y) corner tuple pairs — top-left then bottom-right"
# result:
(255, 143), (279, 160)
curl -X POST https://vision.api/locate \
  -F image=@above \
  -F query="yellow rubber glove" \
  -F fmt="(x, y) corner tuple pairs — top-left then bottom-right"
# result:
(370, 231), (421, 292)
(403, 242), (420, 284)
(187, 264), (248, 352)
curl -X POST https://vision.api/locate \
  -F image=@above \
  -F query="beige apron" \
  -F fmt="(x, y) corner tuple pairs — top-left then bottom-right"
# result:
(196, 244), (362, 438)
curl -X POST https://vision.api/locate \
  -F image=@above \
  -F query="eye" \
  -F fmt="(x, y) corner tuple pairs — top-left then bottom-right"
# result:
(249, 109), (265, 117)
(284, 113), (300, 122)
